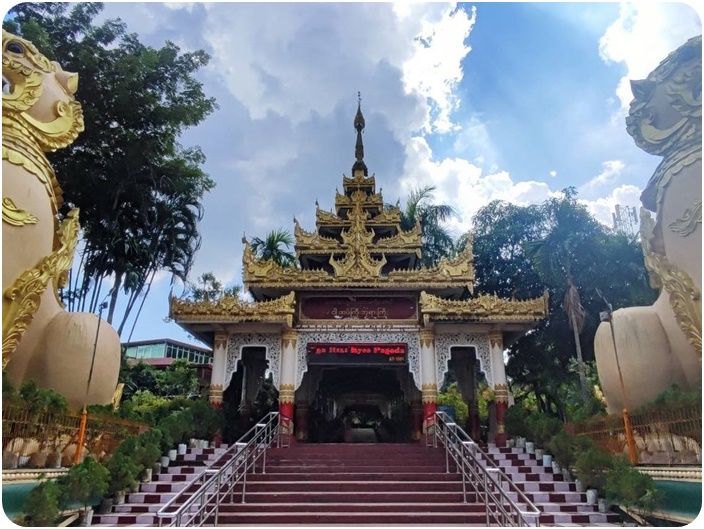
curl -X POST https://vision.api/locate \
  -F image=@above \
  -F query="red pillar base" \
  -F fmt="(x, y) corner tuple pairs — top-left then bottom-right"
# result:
(494, 398), (508, 447)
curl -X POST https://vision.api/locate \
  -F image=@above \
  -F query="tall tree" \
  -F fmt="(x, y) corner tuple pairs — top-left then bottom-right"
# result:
(250, 229), (297, 268)
(524, 189), (606, 401)
(470, 195), (656, 418)
(4, 3), (217, 330)
(399, 185), (457, 267)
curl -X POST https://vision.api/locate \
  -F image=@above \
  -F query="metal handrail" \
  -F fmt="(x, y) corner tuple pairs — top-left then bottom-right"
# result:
(156, 411), (285, 527)
(425, 411), (541, 527)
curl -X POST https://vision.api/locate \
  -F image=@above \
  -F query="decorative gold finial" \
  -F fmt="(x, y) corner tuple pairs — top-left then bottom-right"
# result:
(353, 91), (368, 176)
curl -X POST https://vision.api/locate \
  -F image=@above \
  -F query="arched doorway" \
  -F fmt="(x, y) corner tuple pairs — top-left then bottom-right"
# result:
(301, 365), (415, 443)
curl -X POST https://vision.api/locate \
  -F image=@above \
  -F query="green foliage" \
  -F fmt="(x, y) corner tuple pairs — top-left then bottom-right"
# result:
(604, 458), (661, 513)
(134, 429), (163, 469)
(119, 390), (173, 424)
(121, 361), (159, 401)
(156, 359), (200, 398)
(546, 431), (594, 469)
(58, 456), (109, 510)
(437, 383), (469, 427)
(471, 193), (656, 419)
(105, 452), (140, 496)
(399, 185), (458, 267)
(3, 370), (17, 402)
(527, 413), (563, 447)
(188, 399), (224, 440)
(4, 2), (217, 332)
(504, 405), (532, 439)
(18, 380), (68, 415)
(636, 383), (702, 413)
(250, 229), (297, 268)
(186, 272), (243, 302)
(574, 444), (616, 490)
(22, 480), (62, 526)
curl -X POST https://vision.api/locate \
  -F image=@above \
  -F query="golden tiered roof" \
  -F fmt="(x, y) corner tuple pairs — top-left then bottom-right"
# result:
(242, 98), (478, 299)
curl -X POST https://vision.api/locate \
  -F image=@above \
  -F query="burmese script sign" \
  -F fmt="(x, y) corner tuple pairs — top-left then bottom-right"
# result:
(300, 296), (416, 321)
(307, 343), (407, 365)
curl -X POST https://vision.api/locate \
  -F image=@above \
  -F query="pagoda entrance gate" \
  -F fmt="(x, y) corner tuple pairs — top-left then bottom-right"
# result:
(170, 99), (547, 447)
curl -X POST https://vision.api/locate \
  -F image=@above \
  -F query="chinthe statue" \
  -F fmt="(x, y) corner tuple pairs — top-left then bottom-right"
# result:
(2, 30), (120, 409)
(594, 35), (701, 413)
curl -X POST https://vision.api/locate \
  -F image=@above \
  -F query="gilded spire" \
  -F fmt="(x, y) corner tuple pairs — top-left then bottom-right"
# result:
(352, 91), (368, 176)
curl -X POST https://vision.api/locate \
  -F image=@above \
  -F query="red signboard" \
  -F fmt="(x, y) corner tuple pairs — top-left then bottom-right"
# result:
(307, 343), (407, 365)
(300, 296), (416, 321)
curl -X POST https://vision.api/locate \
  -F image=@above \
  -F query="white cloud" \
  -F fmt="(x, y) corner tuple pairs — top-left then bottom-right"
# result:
(549, 170), (557, 178)
(580, 159), (626, 196)
(599, 2), (702, 111)
(580, 184), (642, 228)
(401, 5), (476, 133)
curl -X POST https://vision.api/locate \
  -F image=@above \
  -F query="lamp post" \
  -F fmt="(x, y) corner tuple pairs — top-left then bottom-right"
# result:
(596, 289), (638, 464)
(73, 301), (108, 465)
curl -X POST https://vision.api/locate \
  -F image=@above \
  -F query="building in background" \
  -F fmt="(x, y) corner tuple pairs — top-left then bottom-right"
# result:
(123, 339), (213, 389)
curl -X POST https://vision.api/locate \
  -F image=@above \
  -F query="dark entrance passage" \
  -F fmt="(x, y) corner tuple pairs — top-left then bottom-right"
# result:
(306, 366), (412, 443)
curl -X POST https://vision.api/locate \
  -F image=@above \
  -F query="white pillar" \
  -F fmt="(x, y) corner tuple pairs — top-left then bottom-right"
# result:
(419, 328), (438, 426)
(209, 333), (228, 407)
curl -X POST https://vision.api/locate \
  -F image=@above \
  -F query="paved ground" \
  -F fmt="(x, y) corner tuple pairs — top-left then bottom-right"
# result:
(350, 428), (378, 443)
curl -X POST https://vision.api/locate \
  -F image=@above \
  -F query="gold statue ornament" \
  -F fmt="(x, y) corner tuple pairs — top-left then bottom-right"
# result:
(2, 30), (120, 409)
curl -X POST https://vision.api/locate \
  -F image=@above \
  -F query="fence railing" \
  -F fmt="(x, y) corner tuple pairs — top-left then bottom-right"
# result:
(156, 411), (286, 527)
(425, 411), (541, 527)
(567, 402), (702, 465)
(2, 403), (147, 467)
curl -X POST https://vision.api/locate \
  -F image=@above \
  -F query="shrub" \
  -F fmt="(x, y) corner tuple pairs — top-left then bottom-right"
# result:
(547, 432), (594, 469)
(22, 480), (61, 526)
(105, 452), (140, 496)
(528, 413), (563, 447)
(189, 399), (224, 440)
(604, 457), (661, 513)
(134, 429), (162, 469)
(574, 445), (616, 491)
(58, 456), (109, 510)
(504, 405), (531, 439)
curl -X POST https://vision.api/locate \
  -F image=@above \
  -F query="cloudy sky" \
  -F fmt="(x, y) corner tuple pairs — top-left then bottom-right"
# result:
(86, 2), (700, 347)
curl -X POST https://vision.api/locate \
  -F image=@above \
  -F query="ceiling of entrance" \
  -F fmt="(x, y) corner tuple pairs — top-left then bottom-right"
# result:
(316, 367), (404, 397)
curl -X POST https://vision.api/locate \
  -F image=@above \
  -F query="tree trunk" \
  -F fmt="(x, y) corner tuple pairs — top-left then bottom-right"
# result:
(570, 311), (589, 402)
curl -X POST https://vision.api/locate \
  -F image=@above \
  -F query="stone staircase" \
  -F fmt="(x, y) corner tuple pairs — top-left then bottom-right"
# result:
(93, 441), (623, 526)
(477, 444), (621, 526)
(93, 445), (230, 526)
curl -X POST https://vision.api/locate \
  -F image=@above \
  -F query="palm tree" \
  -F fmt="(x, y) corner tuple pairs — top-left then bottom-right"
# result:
(250, 229), (297, 268)
(399, 185), (458, 267)
(524, 189), (605, 402)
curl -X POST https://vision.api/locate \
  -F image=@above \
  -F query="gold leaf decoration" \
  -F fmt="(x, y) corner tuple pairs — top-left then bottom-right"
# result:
(2, 197), (38, 226)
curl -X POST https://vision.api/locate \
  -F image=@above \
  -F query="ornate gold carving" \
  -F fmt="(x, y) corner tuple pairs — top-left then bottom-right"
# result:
(419, 290), (548, 323)
(669, 199), (701, 236)
(209, 384), (224, 405)
(213, 333), (228, 351)
(279, 383), (295, 404)
(493, 383), (510, 404)
(294, 217), (340, 251)
(2, 208), (80, 368)
(335, 189), (383, 211)
(2, 197), (37, 226)
(641, 209), (701, 355)
(489, 330), (503, 350)
(282, 329), (298, 349)
(170, 291), (296, 328)
(3, 30), (85, 154)
(343, 172), (375, 190)
(419, 328), (435, 348)
(421, 383), (438, 404)
(627, 35), (701, 212)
